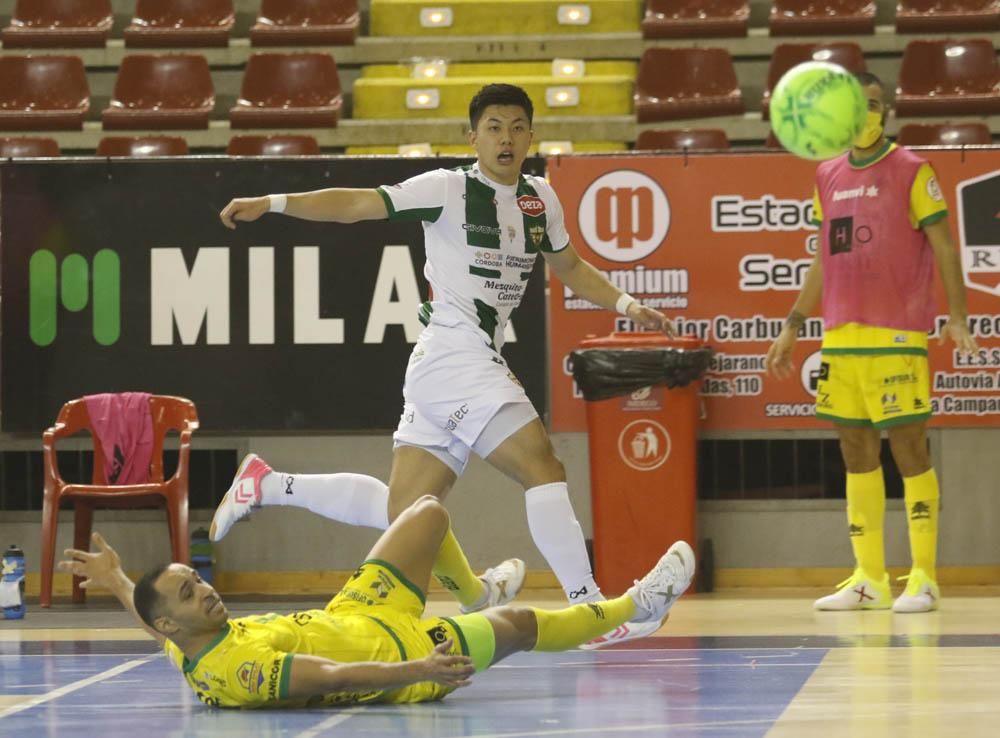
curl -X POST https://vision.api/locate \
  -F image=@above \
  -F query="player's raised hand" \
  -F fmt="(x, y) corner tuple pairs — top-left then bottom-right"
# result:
(626, 303), (677, 338)
(419, 640), (475, 688)
(57, 532), (123, 591)
(765, 328), (798, 380)
(940, 315), (978, 354)
(220, 196), (270, 229)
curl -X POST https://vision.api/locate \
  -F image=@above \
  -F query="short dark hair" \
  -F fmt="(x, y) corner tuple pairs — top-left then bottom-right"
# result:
(854, 72), (884, 90)
(469, 84), (534, 129)
(134, 563), (170, 629)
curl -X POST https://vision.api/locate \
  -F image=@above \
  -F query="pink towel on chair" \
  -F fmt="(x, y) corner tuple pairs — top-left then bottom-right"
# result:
(83, 392), (154, 485)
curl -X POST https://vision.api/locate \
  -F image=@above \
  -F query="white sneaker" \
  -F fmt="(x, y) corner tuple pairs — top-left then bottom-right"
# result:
(580, 540), (696, 650)
(892, 569), (939, 613)
(813, 569), (891, 611)
(460, 558), (525, 614)
(209, 454), (273, 542)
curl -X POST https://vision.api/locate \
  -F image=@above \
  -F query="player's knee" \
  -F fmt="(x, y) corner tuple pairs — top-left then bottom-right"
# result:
(410, 495), (450, 530)
(497, 606), (538, 650)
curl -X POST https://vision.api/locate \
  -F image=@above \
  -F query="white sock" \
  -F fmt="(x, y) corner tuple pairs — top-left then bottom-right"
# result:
(525, 482), (603, 604)
(260, 471), (389, 529)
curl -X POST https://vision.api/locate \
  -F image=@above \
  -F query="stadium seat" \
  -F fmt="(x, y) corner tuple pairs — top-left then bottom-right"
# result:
(766, 131), (787, 150)
(102, 55), (215, 130)
(230, 53), (343, 129)
(634, 129), (731, 150)
(96, 136), (190, 156)
(251, 0), (359, 46)
(896, 0), (1000, 33)
(896, 122), (992, 145)
(0, 56), (90, 131)
(124, 0), (235, 47)
(0, 136), (60, 156)
(2, 0), (113, 48)
(345, 141), (626, 155)
(642, 0), (749, 38)
(634, 48), (744, 123)
(227, 135), (322, 155)
(369, 0), (639, 36)
(770, 0), (876, 35)
(896, 39), (1000, 116)
(761, 43), (866, 119)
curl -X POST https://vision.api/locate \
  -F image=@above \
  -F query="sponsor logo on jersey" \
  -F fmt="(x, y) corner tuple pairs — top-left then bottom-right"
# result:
(426, 624), (450, 644)
(517, 195), (545, 217)
(267, 659), (282, 700)
(237, 661), (264, 694)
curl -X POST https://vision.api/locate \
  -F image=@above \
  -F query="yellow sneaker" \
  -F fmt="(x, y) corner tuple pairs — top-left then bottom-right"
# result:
(892, 569), (940, 613)
(813, 569), (891, 611)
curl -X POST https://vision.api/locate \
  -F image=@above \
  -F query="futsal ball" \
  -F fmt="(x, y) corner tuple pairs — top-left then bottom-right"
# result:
(769, 61), (867, 161)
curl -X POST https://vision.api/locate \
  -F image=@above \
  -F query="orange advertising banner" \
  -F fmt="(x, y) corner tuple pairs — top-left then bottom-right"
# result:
(547, 150), (1000, 431)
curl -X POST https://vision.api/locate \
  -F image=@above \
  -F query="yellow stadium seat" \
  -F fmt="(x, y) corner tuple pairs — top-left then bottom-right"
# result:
(370, 0), (639, 36)
(345, 141), (627, 155)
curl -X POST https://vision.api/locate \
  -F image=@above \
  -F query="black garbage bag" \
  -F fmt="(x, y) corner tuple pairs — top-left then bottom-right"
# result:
(570, 346), (714, 401)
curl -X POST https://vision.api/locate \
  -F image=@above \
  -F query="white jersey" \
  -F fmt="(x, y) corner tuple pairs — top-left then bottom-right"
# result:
(376, 163), (570, 350)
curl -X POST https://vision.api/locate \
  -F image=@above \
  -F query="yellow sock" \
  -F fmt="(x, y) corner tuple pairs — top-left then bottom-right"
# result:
(532, 595), (637, 651)
(904, 468), (939, 576)
(846, 468), (886, 580)
(432, 528), (485, 609)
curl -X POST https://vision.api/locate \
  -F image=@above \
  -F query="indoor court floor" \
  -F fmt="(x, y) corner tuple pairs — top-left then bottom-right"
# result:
(2, 590), (999, 737)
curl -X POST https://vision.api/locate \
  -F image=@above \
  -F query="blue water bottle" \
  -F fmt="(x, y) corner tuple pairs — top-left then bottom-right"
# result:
(191, 528), (213, 585)
(2, 544), (26, 619)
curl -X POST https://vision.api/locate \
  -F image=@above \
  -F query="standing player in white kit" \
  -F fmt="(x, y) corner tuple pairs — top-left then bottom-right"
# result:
(218, 84), (676, 647)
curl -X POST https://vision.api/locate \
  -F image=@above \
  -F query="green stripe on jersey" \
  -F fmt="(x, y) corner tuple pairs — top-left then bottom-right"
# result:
(464, 174), (501, 249)
(418, 301), (433, 326)
(376, 186), (443, 223)
(516, 178), (552, 253)
(470, 266), (502, 278)
(474, 298), (499, 349)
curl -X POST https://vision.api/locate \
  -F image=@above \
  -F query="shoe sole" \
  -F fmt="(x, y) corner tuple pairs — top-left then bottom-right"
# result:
(209, 453), (259, 542)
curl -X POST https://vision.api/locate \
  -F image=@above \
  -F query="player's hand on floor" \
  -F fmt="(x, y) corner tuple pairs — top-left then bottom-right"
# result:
(940, 316), (979, 354)
(419, 640), (475, 688)
(626, 304), (676, 337)
(220, 196), (270, 229)
(57, 532), (123, 591)
(765, 329), (797, 380)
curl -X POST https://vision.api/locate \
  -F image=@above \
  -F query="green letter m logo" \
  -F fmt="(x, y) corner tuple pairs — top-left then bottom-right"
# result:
(29, 249), (120, 346)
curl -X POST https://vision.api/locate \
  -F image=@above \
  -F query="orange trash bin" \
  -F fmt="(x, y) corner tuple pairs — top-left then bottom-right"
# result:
(572, 332), (711, 595)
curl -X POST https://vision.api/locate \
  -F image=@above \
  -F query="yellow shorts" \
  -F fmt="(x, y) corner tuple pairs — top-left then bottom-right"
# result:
(815, 351), (932, 428)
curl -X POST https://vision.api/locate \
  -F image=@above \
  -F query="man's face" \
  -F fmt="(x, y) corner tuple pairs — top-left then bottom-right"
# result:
(863, 83), (886, 125)
(154, 564), (228, 636)
(468, 104), (533, 185)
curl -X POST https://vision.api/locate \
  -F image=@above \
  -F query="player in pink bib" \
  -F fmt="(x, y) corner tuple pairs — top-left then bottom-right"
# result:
(766, 73), (978, 614)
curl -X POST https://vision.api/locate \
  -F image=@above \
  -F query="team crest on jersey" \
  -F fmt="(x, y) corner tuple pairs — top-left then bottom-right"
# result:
(528, 225), (545, 246)
(517, 195), (545, 217)
(237, 661), (265, 694)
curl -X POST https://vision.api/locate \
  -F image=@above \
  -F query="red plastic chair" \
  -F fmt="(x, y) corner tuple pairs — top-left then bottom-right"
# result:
(124, 0), (235, 47)
(0, 136), (60, 156)
(251, 0), (359, 46)
(635, 128), (731, 150)
(896, 122), (993, 145)
(896, 0), (1000, 33)
(227, 134), (321, 155)
(761, 43), (867, 119)
(230, 53), (343, 129)
(102, 54), (215, 130)
(896, 38), (1000, 116)
(96, 136), (190, 156)
(635, 48), (744, 123)
(40, 395), (199, 607)
(0, 55), (90, 130)
(770, 0), (876, 35)
(2, 0), (113, 48)
(641, 0), (748, 39)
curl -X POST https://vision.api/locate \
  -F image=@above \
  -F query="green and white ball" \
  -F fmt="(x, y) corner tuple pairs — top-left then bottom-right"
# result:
(769, 61), (867, 161)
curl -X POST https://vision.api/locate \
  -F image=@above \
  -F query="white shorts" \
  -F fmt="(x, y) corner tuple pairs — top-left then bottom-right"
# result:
(392, 324), (538, 476)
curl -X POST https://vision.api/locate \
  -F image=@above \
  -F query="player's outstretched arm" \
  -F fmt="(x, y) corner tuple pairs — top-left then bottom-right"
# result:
(219, 188), (388, 229)
(766, 250), (823, 379)
(57, 532), (166, 646)
(285, 640), (474, 700)
(924, 218), (978, 353)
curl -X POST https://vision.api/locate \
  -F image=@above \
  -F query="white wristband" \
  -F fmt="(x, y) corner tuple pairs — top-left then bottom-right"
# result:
(268, 194), (287, 214)
(616, 293), (637, 316)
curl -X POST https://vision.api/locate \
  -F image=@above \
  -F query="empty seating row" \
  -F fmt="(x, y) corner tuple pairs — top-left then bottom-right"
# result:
(0, 53), (342, 131)
(2, 0), (358, 48)
(643, 0), (1000, 39)
(0, 135), (323, 156)
(344, 141), (626, 155)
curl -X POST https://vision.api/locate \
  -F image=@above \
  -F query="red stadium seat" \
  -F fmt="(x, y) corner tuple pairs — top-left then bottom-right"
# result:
(641, 0), (748, 39)
(96, 136), (190, 156)
(896, 122), (992, 145)
(0, 136), (60, 156)
(896, 0), (1000, 33)
(2, 0), (113, 48)
(230, 53), (343, 129)
(0, 55), (90, 131)
(635, 128), (731, 150)
(761, 43), (867, 119)
(896, 39), (1000, 116)
(251, 0), (359, 46)
(124, 0), (235, 47)
(766, 131), (787, 150)
(635, 48), (744, 123)
(770, 0), (876, 35)
(102, 55), (215, 130)
(227, 135), (322, 155)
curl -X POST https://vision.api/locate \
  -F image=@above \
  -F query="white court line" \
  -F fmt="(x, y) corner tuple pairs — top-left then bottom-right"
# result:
(0, 657), (154, 720)
(294, 707), (367, 738)
(451, 717), (777, 738)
